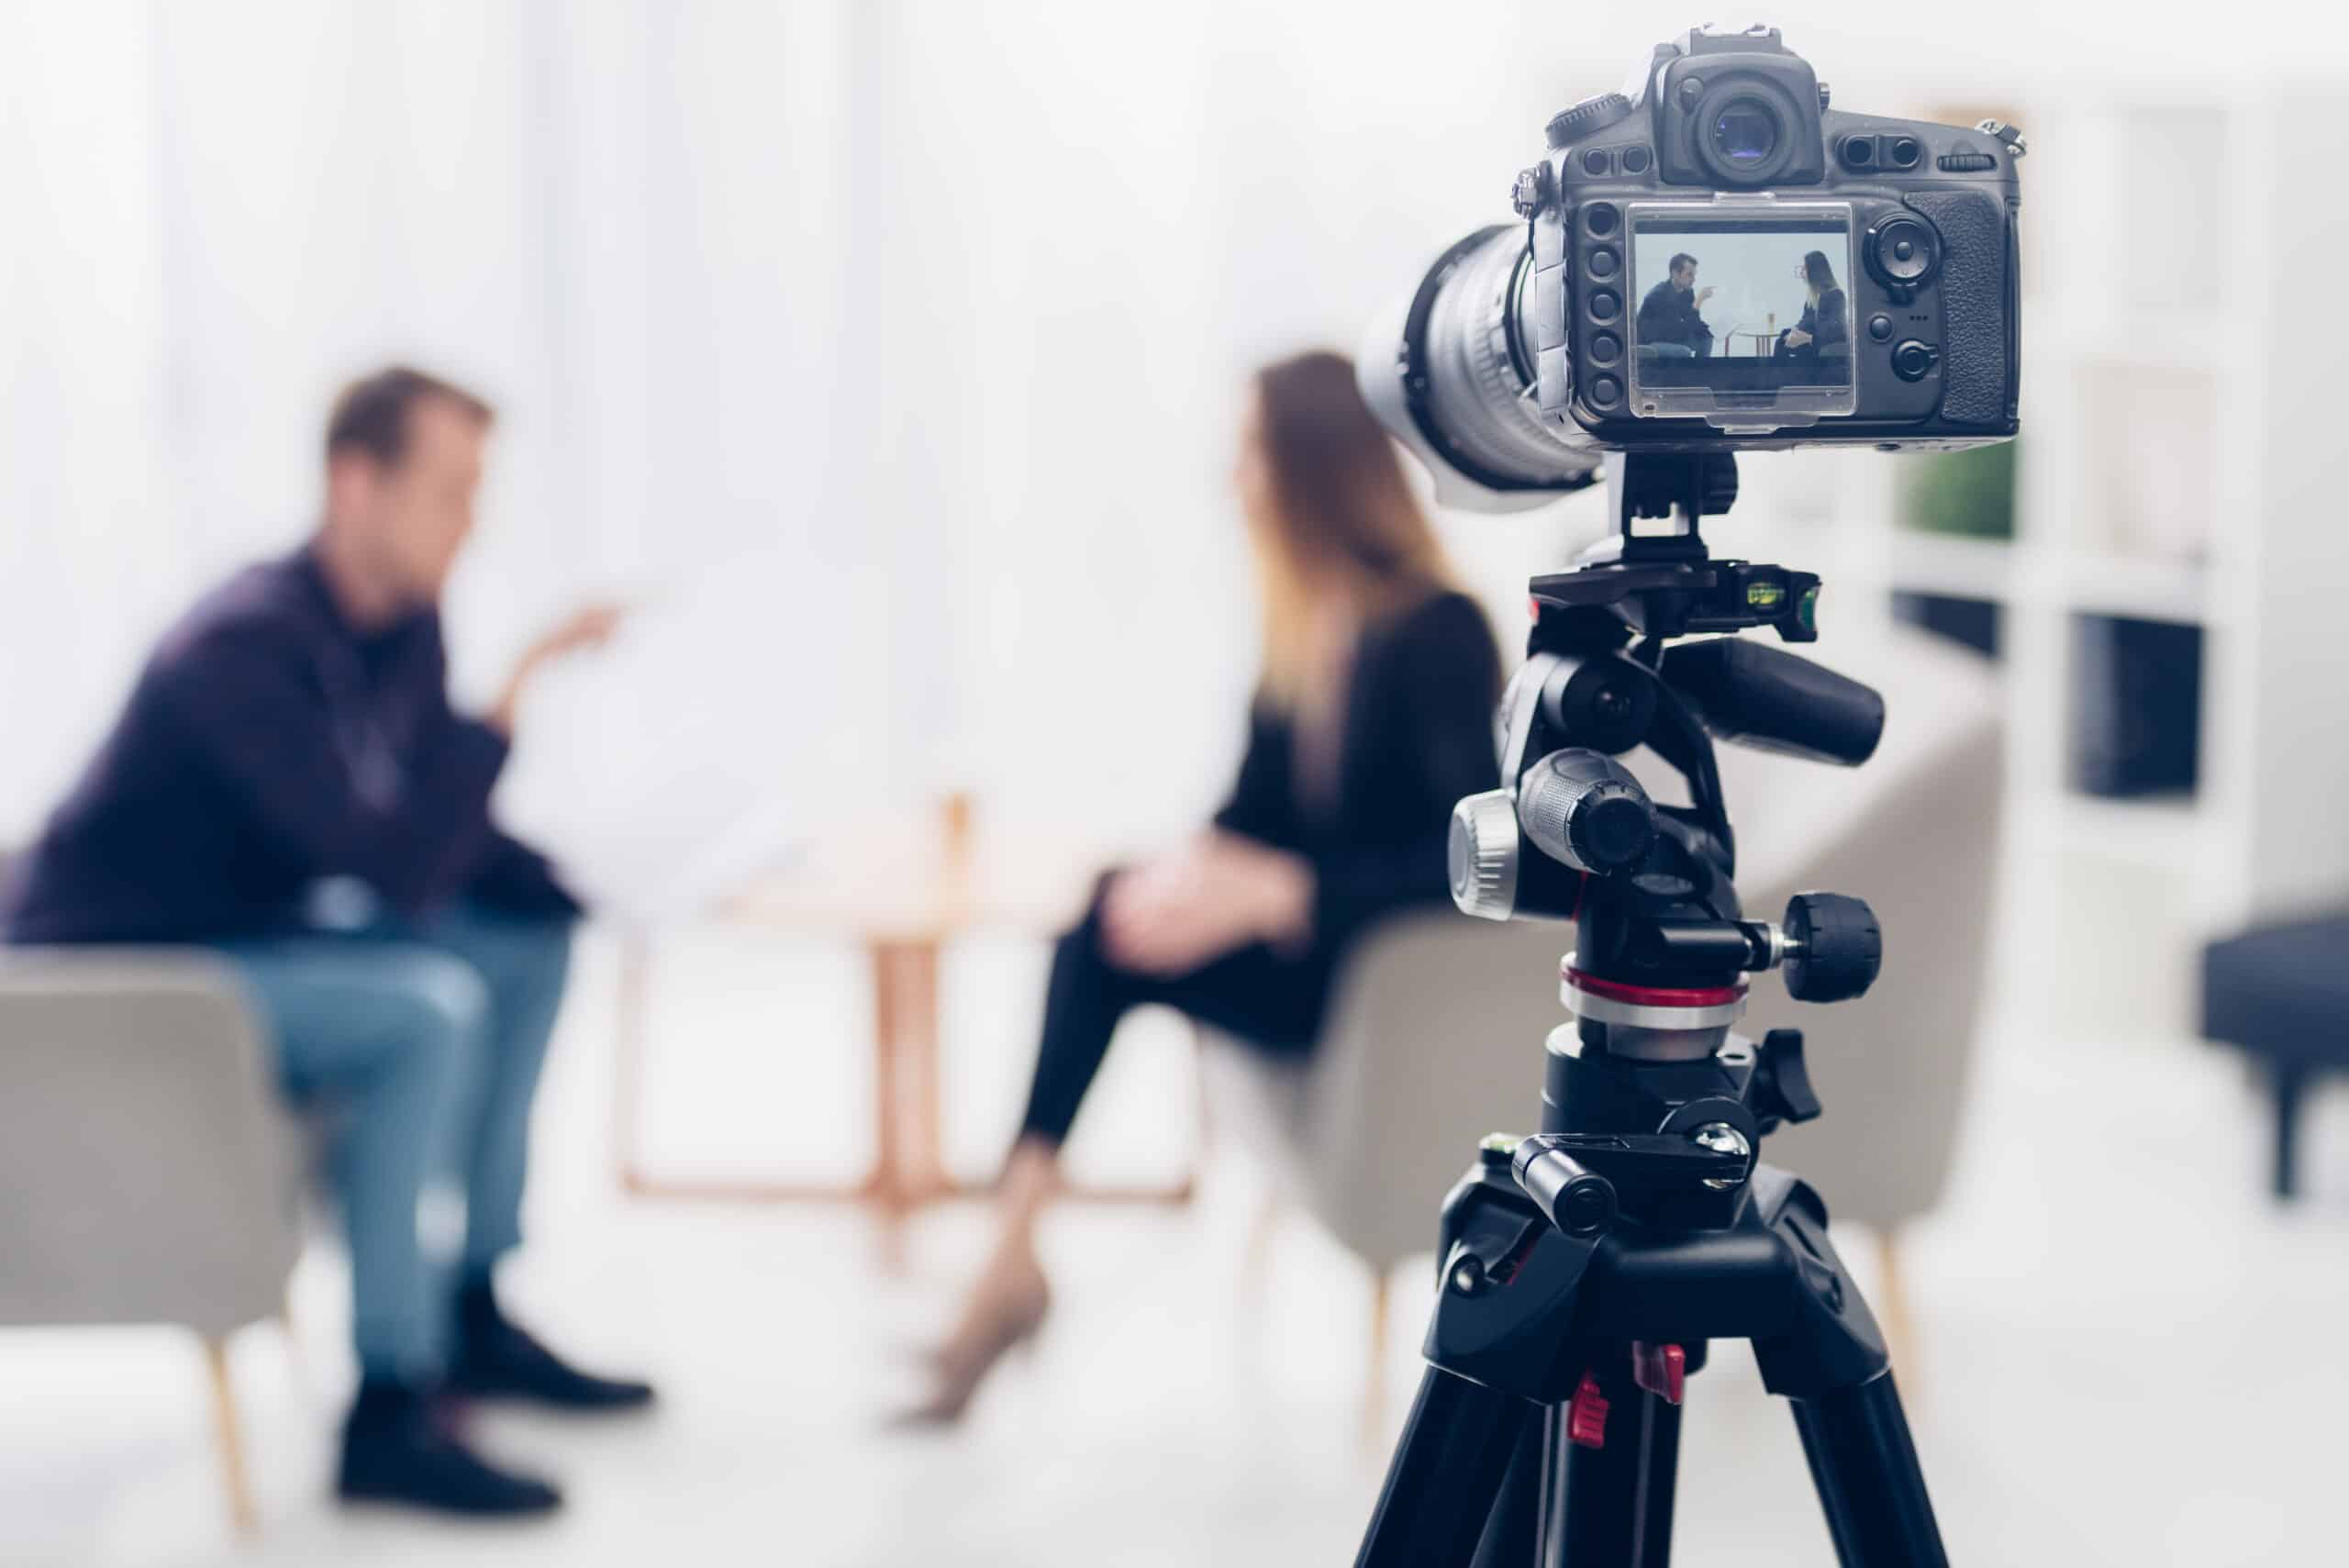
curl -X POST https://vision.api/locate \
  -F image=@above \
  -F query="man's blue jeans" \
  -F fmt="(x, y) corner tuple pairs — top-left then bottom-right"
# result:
(217, 902), (573, 1381)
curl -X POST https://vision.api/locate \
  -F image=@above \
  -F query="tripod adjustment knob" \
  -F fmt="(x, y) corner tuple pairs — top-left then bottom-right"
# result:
(1449, 790), (1524, 921)
(1512, 1136), (1620, 1238)
(1517, 749), (1655, 876)
(1757, 1028), (1821, 1126)
(1782, 892), (1882, 1003)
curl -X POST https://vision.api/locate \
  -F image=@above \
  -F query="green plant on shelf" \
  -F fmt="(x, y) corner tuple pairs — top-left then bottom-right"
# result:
(1898, 439), (2016, 540)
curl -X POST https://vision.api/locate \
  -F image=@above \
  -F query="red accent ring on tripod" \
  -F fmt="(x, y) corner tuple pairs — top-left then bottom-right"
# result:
(1564, 968), (1745, 1009)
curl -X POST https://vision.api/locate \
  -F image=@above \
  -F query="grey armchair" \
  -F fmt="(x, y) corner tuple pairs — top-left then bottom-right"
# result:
(0, 948), (301, 1535)
(1199, 623), (2004, 1422)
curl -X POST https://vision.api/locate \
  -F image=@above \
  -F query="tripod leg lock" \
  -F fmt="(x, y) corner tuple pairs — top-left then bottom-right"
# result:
(1631, 1340), (1687, 1405)
(1423, 1156), (1607, 1403)
(1566, 1372), (1610, 1449)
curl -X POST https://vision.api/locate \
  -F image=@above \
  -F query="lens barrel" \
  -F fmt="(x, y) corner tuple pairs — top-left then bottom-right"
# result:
(1358, 227), (1602, 509)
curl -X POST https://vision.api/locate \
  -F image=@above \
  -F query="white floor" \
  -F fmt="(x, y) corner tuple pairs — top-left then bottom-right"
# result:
(6, 926), (2349, 1567)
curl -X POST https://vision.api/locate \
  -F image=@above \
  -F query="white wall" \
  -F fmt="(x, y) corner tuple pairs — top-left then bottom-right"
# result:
(6, 0), (2344, 911)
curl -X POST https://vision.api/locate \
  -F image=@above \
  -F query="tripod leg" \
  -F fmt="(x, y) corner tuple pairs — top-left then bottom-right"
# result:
(1469, 1417), (1547, 1568)
(1545, 1352), (1679, 1567)
(1633, 1388), (1682, 1566)
(1789, 1372), (1947, 1568)
(1355, 1368), (1531, 1568)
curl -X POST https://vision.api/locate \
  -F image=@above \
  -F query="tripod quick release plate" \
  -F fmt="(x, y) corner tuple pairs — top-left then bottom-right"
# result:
(1528, 558), (1822, 643)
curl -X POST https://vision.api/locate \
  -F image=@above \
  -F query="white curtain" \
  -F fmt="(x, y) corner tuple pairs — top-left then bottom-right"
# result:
(4, 0), (2312, 910)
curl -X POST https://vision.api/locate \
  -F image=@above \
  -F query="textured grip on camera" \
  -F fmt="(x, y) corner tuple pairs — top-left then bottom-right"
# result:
(1902, 190), (2010, 427)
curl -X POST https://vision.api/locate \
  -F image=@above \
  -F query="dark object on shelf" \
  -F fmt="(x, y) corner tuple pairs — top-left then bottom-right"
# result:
(1891, 591), (1999, 659)
(2202, 911), (2349, 1199)
(1898, 440), (2015, 539)
(2068, 613), (2199, 797)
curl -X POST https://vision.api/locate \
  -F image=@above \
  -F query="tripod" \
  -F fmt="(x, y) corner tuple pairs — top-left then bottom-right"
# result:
(1353, 451), (1948, 1568)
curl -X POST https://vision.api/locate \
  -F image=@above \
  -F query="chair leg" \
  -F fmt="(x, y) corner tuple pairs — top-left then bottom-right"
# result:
(1876, 1227), (1916, 1384)
(2273, 1062), (2308, 1202)
(1361, 1267), (1391, 1453)
(201, 1335), (258, 1539)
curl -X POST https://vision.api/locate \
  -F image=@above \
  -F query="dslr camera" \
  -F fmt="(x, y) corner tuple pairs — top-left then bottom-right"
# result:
(1364, 23), (2023, 509)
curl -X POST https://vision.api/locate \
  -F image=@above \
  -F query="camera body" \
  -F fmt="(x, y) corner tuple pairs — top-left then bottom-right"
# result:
(1364, 24), (2023, 508)
(1535, 27), (2021, 448)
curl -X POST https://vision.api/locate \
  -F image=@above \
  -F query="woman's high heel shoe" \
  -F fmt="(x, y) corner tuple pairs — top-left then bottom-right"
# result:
(893, 1263), (1051, 1428)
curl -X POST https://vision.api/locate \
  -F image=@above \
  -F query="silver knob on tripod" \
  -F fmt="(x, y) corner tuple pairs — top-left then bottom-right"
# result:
(1449, 789), (1522, 921)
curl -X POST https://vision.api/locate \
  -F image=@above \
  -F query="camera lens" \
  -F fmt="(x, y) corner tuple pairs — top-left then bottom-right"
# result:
(1710, 97), (1781, 166)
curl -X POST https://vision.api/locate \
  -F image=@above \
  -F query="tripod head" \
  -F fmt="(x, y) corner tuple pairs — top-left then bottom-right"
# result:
(1446, 449), (1887, 1223)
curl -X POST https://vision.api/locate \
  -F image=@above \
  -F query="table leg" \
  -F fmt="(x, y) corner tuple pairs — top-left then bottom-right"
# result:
(878, 935), (1196, 1210)
(887, 940), (952, 1204)
(870, 940), (915, 1266)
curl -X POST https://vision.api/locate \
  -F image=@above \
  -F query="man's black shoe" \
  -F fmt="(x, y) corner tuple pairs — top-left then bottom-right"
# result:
(451, 1281), (656, 1412)
(336, 1380), (562, 1518)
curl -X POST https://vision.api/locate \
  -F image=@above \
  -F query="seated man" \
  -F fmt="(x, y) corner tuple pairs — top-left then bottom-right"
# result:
(1636, 251), (1716, 359)
(0, 367), (650, 1519)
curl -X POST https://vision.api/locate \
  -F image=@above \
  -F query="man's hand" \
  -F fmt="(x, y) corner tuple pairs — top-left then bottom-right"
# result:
(487, 603), (626, 737)
(1696, 285), (1716, 306)
(1784, 327), (1812, 349)
(1098, 831), (1314, 977)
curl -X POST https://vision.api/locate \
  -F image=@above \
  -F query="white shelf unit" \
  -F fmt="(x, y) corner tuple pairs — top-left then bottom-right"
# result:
(1740, 87), (2349, 1030)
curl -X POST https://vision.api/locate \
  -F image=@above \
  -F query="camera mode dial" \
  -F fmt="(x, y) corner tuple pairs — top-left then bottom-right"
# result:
(1547, 93), (1633, 150)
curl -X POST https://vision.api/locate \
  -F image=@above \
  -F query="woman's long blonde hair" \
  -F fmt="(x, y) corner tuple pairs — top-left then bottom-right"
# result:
(1244, 350), (1459, 709)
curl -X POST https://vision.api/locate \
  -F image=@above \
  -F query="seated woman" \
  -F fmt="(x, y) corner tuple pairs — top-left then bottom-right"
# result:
(907, 350), (1504, 1423)
(1774, 250), (1850, 369)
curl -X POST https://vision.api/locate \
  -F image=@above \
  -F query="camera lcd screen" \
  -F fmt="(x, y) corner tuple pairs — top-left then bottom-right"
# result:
(1624, 204), (1857, 420)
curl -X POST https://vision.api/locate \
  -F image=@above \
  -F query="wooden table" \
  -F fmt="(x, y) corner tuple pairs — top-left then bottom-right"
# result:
(610, 801), (1196, 1243)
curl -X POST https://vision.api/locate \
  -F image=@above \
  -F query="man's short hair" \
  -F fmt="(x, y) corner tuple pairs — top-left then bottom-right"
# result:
(1669, 253), (1698, 275)
(325, 366), (495, 468)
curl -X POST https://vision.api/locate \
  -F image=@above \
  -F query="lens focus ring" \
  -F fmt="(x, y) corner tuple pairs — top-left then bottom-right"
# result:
(1420, 229), (1597, 485)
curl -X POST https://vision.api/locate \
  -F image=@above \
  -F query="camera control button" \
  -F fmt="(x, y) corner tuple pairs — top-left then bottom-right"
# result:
(1580, 148), (1611, 176)
(1890, 339), (1940, 382)
(1866, 217), (1940, 289)
(1867, 313), (1894, 342)
(1589, 374), (1622, 407)
(1588, 289), (1621, 323)
(1620, 146), (1652, 174)
(1586, 247), (1619, 279)
(1589, 332), (1621, 365)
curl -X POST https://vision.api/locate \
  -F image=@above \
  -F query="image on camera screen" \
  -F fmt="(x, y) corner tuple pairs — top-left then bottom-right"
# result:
(1626, 206), (1856, 414)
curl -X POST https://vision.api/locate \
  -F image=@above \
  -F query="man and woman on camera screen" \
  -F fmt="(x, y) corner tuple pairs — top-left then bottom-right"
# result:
(1636, 246), (1851, 369)
(0, 351), (1504, 1517)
